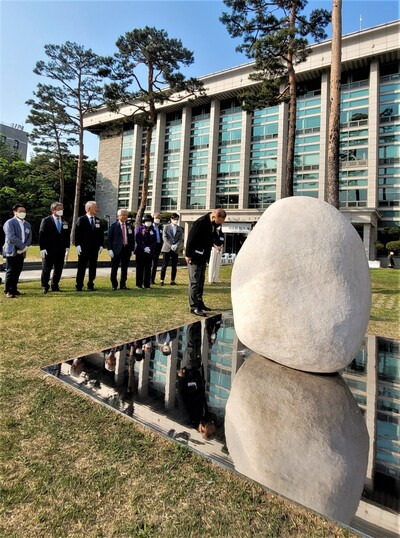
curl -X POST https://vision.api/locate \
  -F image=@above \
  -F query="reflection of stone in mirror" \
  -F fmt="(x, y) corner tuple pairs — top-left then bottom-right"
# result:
(225, 353), (369, 524)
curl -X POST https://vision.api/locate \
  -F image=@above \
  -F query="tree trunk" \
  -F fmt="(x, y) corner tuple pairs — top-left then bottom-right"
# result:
(284, 2), (297, 198)
(135, 66), (156, 228)
(327, 0), (342, 208)
(71, 116), (84, 245)
(54, 129), (65, 204)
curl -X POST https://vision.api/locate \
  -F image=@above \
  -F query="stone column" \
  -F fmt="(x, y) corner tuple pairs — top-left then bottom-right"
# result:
(206, 99), (220, 209)
(364, 335), (378, 493)
(368, 60), (379, 209)
(319, 70), (330, 200)
(239, 110), (251, 209)
(177, 105), (192, 210)
(363, 223), (372, 260)
(137, 355), (150, 398)
(114, 347), (127, 386)
(164, 338), (179, 409)
(151, 112), (166, 214)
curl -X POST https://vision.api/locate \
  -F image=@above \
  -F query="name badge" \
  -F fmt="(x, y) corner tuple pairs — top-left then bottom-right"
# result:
(63, 224), (68, 229)
(95, 223), (100, 228)
(26, 229), (30, 235)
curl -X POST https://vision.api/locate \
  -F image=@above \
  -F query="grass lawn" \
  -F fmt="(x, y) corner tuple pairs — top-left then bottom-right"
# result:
(0, 266), (398, 537)
(26, 244), (111, 262)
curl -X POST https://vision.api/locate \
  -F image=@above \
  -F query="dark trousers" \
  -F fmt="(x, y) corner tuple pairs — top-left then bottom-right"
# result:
(4, 254), (24, 294)
(136, 253), (152, 288)
(188, 262), (206, 309)
(76, 249), (99, 289)
(110, 245), (132, 288)
(151, 243), (162, 283)
(41, 251), (65, 289)
(160, 250), (178, 282)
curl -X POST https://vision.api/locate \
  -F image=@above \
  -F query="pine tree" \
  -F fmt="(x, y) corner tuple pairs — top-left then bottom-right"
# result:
(100, 27), (205, 226)
(33, 42), (105, 242)
(26, 83), (78, 204)
(220, 0), (331, 197)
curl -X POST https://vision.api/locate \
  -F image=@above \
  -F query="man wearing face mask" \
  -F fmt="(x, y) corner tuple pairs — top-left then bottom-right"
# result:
(134, 214), (157, 289)
(2, 204), (32, 298)
(160, 213), (184, 286)
(185, 209), (227, 316)
(150, 212), (163, 285)
(74, 201), (104, 291)
(39, 202), (70, 294)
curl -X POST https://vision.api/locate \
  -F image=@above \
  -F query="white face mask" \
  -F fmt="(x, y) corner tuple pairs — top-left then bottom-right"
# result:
(153, 218), (160, 224)
(16, 212), (26, 220)
(171, 220), (178, 225)
(144, 221), (152, 227)
(56, 210), (63, 217)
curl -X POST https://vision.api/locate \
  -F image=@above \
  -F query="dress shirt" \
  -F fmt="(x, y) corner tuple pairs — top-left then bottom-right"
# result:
(171, 225), (176, 236)
(52, 214), (62, 232)
(154, 225), (161, 243)
(120, 221), (127, 245)
(15, 216), (25, 242)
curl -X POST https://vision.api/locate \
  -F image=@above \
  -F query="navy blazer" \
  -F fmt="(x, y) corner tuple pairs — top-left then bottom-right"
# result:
(107, 221), (135, 256)
(39, 215), (70, 253)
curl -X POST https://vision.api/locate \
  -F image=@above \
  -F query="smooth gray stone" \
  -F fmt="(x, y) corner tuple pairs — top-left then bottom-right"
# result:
(225, 354), (369, 525)
(231, 196), (371, 373)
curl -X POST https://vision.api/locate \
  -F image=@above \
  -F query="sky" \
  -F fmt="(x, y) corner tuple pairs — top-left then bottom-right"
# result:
(1, 0), (399, 161)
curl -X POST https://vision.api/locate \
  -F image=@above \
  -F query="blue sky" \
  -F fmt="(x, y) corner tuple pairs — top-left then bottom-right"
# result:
(1, 0), (399, 160)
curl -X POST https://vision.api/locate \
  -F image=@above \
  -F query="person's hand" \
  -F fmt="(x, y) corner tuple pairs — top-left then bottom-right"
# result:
(99, 246), (103, 254)
(17, 246), (28, 254)
(40, 249), (47, 258)
(185, 257), (191, 265)
(64, 248), (69, 265)
(108, 249), (114, 258)
(76, 245), (82, 256)
(171, 244), (177, 252)
(144, 247), (151, 254)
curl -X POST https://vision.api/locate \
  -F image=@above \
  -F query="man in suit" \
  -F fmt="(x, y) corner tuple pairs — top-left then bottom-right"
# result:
(185, 209), (226, 316)
(39, 202), (70, 294)
(74, 201), (104, 291)
(107, 209), (135, 290)
(2, 204), (32, 298)
(151, 211), (163, 284)
(160, 212), (184, 286)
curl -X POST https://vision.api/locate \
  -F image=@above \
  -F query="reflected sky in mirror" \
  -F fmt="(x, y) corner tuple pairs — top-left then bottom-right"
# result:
(43, 313), (399, 535)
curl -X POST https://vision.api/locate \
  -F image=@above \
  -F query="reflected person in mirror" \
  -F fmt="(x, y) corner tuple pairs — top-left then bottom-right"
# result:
(177, 321), (216, 439)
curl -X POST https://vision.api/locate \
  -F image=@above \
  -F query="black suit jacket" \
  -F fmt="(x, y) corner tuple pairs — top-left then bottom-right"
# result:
(107, 221), (135, 256)
(39, 215), (70, 253)
(74, 215), (104, 252)
(185, 213), (216, 264)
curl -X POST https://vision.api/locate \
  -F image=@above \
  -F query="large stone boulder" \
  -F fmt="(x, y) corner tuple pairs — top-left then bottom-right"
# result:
(231, 196), (371, 373)
(225, 354), (369, 525)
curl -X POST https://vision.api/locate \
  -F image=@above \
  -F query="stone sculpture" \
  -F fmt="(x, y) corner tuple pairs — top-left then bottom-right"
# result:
(231, 196), (371, 373)
(225, 354), (369, 524)
(227, 196), (371, 525)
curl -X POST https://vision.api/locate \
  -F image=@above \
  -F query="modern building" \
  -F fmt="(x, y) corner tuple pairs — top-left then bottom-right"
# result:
(0, 122), (29, 160)
(84, 21), (400, 261)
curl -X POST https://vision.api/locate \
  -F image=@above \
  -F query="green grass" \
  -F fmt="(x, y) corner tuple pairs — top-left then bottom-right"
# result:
(26, 244), (111, 262)
(1, 266), (398, 537)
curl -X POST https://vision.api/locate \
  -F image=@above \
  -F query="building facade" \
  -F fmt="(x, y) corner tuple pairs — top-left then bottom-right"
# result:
(84, 21), (400, 260)
(0, 122), (29, 160)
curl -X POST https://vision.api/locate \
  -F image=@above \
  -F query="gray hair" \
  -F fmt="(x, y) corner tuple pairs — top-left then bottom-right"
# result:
(85, 201), (97, 211)
(117, 209), (129, 216)
(50, 202), (63, 211)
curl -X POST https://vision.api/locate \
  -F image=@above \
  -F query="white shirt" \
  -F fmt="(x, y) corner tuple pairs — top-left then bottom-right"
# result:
(171, 224), (176, 236)
(15, 216), (25, 242)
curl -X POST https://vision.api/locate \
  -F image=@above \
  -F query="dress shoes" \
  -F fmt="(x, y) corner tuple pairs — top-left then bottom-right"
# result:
(151, 280), (156, 285)
(170, 281), (177, 286)
(42, 287), (49, 294)
(199, 304), (212, 312)
(5, 292), (16, 298)
(87, 287), (96, 292)
(160, 281), (164, 286)
(191, 308), (207, 317)
(51, 287), (61, 292)
(112, 287), (118, 291)
(14, 290), (23, 296)
(120, 285), (130, 290)
(75, 287), (83, 292)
